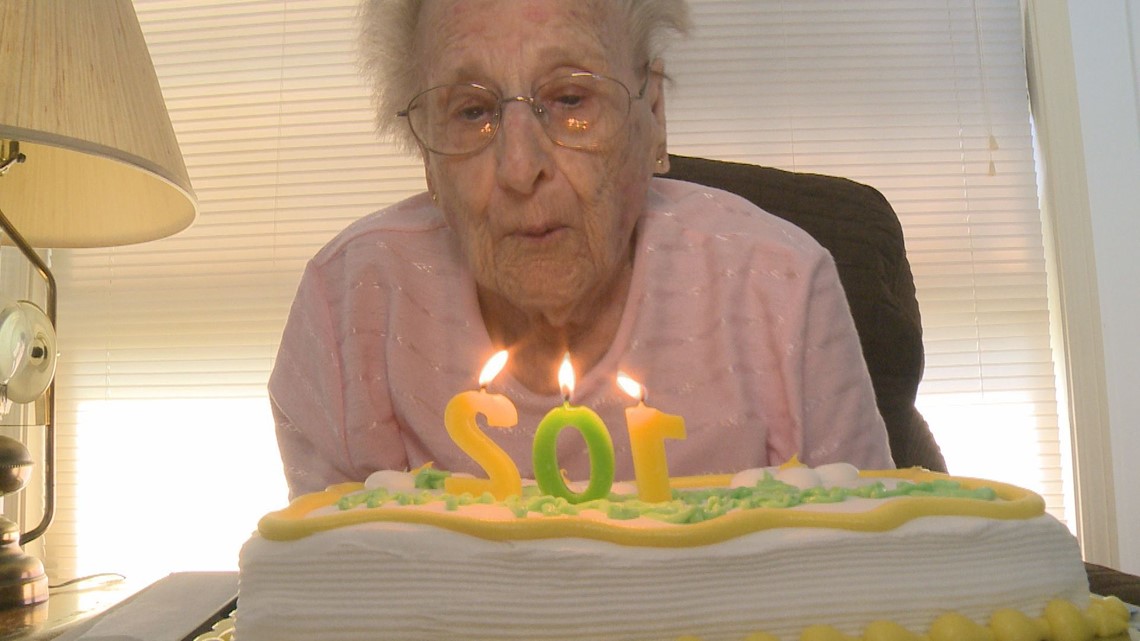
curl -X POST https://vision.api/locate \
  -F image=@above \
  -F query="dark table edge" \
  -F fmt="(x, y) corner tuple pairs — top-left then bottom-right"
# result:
(179, 597), (237, 641)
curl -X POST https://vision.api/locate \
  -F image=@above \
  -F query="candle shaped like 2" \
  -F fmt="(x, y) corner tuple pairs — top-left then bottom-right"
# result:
(443, 350), (523, 499)
(617, 373), (687, 502)
(532, 354), (615, 503)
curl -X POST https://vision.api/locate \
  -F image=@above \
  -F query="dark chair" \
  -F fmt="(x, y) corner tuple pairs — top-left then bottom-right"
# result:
(668, 155), (1140, 603)
(662, 154), (947, 472)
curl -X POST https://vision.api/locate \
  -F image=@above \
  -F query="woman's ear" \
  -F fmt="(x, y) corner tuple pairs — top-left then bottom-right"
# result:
(422, 147), (439, 203)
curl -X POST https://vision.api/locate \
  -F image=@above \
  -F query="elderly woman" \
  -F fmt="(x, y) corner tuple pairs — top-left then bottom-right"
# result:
(269, 0), (893, 499)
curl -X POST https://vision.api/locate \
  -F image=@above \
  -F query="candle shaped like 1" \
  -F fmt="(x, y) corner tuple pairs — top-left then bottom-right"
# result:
(617, 373), (687, 502)
(443, 350), (523, 499)
(532, 353), (615, 503)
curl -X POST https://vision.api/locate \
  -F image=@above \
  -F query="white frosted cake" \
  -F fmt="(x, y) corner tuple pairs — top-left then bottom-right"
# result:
(234, 464), (1130, 641)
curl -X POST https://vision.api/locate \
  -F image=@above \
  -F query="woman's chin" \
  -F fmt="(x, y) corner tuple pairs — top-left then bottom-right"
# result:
(490, 272), (592, 321)
(508, 287), (584, 320)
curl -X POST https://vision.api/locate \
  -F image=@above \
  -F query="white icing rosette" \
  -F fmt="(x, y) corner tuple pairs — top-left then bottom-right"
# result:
(729, 462), (862, 491)
(364, 470), (417, 492)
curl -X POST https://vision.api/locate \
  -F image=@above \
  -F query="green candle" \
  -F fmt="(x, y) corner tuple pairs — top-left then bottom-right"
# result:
(532, 354), (615, 503)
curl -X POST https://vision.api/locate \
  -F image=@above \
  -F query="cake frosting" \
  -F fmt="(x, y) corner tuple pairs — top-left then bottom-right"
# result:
(234, 464), (1130, 641)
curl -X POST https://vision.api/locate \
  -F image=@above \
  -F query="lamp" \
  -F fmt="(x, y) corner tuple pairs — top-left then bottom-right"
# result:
(0, 0), (197, 616)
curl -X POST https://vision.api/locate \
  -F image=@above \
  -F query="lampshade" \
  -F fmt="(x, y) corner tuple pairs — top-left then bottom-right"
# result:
(0, 0), (198, 247)
(0, 0), (196, 616)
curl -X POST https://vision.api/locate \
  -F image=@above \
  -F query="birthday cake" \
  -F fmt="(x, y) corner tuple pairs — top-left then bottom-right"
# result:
(234, 463), (1130, 641)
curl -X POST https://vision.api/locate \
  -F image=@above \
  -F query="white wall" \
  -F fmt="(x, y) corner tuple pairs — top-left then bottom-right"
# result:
(1034, 1), (1140, 574)
(1070, 1), (1140, 574)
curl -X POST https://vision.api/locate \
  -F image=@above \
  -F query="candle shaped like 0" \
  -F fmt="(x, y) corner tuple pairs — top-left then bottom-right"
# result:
(532, 354), (616, 503)
(443, 350), (523, 499)
(617, 372), (687, 502)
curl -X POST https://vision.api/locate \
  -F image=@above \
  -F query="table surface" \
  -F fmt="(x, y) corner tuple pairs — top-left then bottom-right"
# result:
(0, 577), (140, 641)
(1089, 562), (1140, 606)
(0, 573), (237, 641)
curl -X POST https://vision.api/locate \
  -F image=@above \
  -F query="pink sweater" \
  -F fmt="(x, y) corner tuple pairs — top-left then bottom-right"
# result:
(269, 178), (894, 499)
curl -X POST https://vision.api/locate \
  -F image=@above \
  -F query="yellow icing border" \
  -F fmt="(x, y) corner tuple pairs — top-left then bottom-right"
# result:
(257, 468), (1045, 545)
(675, 596), (1133, 641)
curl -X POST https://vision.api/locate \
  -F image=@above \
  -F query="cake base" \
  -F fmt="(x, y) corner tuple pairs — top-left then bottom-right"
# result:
(237, 515), (1107, 641)
(234, 468), (1132, 641)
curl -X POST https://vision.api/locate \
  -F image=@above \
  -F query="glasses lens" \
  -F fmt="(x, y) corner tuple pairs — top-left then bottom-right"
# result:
(536, 74), (631, 150)
(406, 84), (499, 155)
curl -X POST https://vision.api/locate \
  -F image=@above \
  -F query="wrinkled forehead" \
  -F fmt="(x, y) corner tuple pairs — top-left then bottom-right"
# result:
(413, 0), (636, 87)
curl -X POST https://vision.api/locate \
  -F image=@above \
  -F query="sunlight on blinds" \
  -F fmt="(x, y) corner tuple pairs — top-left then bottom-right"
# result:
(48, 0), (416, 584)
(40, 0), (1067, 584)
(664, 0), (1068, 520)
(72, 399), (282, 587)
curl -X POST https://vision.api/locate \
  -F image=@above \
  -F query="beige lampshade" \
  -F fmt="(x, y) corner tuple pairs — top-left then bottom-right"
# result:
(0, 0), (197, 248)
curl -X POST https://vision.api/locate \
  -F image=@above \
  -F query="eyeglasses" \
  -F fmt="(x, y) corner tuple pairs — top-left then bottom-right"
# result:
(397, 70), (649, 156)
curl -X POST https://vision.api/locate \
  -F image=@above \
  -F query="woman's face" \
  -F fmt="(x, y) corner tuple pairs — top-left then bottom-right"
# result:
(415, 0), (667, 322)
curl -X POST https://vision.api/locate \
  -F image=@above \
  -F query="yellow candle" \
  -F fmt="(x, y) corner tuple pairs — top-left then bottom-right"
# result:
(618, 372), (687, 502)
(443, 351), (522, 499)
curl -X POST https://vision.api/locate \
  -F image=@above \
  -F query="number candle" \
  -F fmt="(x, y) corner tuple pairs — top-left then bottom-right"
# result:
(617, 372), (687, 502)
(443, 350), (523, 499)
(532, 353), (615, 503)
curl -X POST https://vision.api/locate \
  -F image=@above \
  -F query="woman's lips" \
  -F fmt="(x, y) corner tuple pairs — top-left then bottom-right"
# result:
(513, 225), (568, 241)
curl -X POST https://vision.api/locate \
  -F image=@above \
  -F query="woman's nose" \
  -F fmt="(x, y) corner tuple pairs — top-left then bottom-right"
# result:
(493, 100), (554, 194)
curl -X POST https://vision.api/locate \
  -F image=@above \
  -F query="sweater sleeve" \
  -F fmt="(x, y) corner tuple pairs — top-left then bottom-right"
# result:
(268, 262), (356, 499)
(794, 252), (895, 469)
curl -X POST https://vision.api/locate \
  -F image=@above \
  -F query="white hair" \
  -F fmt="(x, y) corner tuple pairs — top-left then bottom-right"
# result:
(357, 0), (693, 154)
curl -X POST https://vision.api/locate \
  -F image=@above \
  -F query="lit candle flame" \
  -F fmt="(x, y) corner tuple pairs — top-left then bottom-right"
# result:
(558, 352), (575, 402)
(616, 371), (646, 404)
(478, 350), (509, 389)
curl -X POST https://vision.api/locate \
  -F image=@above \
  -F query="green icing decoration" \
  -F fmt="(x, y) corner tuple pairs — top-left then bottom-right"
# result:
(414, 467), (449, 490)
(337, 471), (1000, 525)
(606, 503), (642, 520)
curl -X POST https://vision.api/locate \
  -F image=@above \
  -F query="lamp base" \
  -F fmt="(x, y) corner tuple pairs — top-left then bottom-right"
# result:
(0, 516), (48, 611)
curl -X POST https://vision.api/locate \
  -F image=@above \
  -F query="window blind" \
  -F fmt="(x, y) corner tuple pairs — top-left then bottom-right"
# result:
(662, 0), (1065, 520)
(40, 0), (1065, 585)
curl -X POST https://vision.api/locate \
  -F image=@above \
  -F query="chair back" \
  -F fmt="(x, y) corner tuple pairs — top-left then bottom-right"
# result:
(663, 154), (946, 472)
